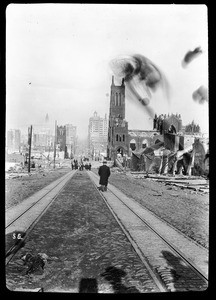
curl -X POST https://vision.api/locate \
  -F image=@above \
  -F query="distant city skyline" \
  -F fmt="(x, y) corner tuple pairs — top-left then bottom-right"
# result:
(6, 109), (207, 139)
(6, 4), (208, 139)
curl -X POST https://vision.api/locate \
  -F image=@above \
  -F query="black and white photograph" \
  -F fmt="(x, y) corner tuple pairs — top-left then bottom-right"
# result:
(5, 3), (209, 293)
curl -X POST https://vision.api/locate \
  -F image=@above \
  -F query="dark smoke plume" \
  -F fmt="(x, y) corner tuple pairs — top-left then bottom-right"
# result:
(182, 47), (202, 68)
(192, 85), (208, 104)
(110, 54), (170, 118)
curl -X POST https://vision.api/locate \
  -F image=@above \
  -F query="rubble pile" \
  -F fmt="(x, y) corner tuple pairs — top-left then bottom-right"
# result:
(5, 158), (66, 180)
(131, 173), (209, 195)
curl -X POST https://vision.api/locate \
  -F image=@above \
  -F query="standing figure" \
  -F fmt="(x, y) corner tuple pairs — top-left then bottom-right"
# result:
(98, 160), (110, 192)
(153, 114), (158, 129)
(75, 160), (78, 170)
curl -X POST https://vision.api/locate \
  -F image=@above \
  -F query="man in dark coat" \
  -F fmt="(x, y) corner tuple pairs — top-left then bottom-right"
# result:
(98, 160), (110, 192)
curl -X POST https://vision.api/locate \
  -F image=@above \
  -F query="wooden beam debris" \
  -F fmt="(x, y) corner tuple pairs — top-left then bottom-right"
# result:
(130, 172), (209, 193)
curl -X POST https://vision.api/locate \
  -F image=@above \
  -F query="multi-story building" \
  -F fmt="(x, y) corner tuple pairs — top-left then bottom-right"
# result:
(31, 114), (54, 151)
(33, 133), (49, 149)
(6, 129), (21, 152)
(65, 124), (77, 158)
(88, 111), (108, 159)
(56, 124), (78, 159)
(57, 125), (66, 153)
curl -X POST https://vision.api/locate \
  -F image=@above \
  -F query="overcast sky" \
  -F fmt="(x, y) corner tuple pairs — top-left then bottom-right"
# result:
(6, 4), (208, 139)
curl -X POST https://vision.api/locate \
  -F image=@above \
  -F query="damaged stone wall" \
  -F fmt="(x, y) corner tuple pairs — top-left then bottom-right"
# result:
(193, 139), (209, 176)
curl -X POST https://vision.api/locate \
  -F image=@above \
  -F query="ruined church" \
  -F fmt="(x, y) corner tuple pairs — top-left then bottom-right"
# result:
(107, 76), (183, 161)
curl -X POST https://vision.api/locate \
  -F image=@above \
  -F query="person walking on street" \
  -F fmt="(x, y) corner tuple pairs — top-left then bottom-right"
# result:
(98, 160), (110, 192)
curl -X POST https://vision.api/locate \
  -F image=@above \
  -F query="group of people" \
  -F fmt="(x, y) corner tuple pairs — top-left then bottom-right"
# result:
(71, 159), (91, 171)
(71, 159), (79, 170)
(84, 162), (92, 171)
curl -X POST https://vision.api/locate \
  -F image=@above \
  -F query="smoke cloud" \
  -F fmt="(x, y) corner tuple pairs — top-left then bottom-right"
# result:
(192, 85), (208, 104)
(110, 54), (170, 118)
(182, 47), (202, 68)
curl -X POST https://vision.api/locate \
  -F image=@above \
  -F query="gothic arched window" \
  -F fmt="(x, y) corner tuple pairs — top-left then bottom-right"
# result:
(116, 93), (118, 106)
(119, 136), (122, 142)
(130, 139), (136, 151)
(123, 134), (125, 142)
(142, 139), (148, 149)
(119, 93), (121, 106)
(116, 134), (119, 141)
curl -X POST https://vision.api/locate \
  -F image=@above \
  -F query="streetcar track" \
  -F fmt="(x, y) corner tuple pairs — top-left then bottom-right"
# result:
(89, 173), (168, 292)
(88, 171), (208, 288)
(6, 171), (76, 229)
(112, 186), (208, 252)
(6, 187), (59, 229)
(5, 169), (208, 291)
(5, 170), (76, 264)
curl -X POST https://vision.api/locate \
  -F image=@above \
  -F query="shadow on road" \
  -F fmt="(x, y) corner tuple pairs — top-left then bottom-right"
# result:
(161, 250), (207, 291)
(79, 278), (98, 293)
(101, 265), (140, 293)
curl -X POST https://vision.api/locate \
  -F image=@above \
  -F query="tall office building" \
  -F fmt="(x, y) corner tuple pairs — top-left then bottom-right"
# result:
(31, 114), (54, 150)
(65, 124), (77, 158)
(88, 111), (108, 158)
(6, 129), (21, 152)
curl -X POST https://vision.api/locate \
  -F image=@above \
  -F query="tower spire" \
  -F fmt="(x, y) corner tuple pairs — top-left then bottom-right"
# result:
(45, 113), (49, 123)
(112, 76), (115, 86)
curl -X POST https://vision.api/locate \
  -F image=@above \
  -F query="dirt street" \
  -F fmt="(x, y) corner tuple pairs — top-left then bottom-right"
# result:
(5, 166), (209, 249)
(5, 167), (71, 210)
(107, 170), (209, 249)
(5, 166), (209, 292)
(6, 170), (160, 293)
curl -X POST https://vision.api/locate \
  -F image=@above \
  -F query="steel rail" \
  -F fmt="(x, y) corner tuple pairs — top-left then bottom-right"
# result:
(88, 171), (208, 286)
(5, 170), (76, 263)
(6, 171), (75, 228)
(88, 171), (167, 292)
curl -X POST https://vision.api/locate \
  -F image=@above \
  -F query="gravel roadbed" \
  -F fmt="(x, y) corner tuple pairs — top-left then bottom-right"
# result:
(6, 170), (160, 293)
(5, 167), (71, 210)
(93, 169), (209, 249)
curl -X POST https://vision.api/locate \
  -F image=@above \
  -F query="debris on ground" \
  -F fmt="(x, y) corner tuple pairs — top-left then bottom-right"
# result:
(130, 172), (209, 195)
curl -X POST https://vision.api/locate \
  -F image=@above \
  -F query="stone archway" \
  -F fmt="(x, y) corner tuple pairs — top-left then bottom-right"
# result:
(142, 139), (148, 149)
(116, 146), (125, 157)
(168, 124), (177, 134)
(115, 146), (128, 166)
(129, 139), (136, 151)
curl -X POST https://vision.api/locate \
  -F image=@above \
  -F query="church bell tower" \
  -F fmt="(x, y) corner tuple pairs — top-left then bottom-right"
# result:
(107, 76), (129, 160)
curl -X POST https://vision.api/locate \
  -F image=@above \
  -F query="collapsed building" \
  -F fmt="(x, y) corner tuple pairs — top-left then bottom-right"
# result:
(107, 76), (209, 177)
(131, 114), (209, 177)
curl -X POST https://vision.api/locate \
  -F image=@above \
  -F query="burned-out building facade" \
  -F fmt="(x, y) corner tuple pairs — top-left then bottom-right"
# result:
(107, 76), (129, 160)
(107, 76), (208, 176)
(57, 125), (66, 153)
(107, 76), (167, 160)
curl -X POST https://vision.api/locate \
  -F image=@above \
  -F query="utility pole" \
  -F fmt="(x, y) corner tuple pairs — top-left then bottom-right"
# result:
(53, 120), (57, 169)
(28, 125), (32, 173)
